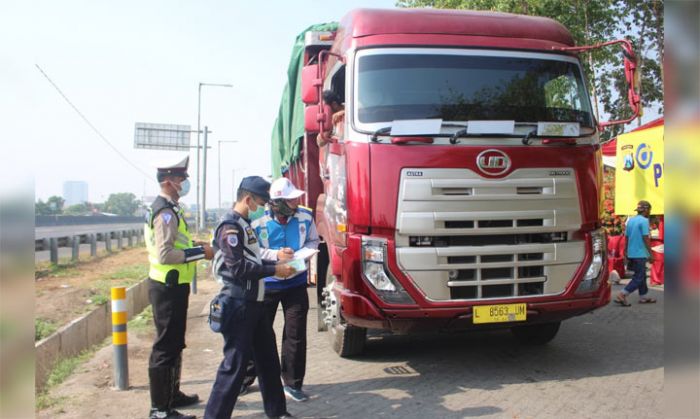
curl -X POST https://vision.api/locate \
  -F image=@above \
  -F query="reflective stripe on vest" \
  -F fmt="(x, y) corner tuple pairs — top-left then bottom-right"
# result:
(144, 207), (196, 284)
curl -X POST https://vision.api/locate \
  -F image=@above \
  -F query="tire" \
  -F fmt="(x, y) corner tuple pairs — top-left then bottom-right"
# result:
(330, 322), (367, 357)
(510, 321), (561, 345)
(326, 270), (366, 357)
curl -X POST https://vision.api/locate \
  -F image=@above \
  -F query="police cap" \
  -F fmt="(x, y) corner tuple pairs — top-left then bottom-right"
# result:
(239, 176), (271, 202)
(155, 155), (189, 181)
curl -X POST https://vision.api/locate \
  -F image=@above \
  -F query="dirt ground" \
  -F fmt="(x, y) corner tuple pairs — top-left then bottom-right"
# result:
(35, 247), (148, 331)
(37, 275), (218, 419)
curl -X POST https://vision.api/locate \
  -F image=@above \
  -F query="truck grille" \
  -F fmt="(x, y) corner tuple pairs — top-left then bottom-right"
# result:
(395, 168), (584, 302)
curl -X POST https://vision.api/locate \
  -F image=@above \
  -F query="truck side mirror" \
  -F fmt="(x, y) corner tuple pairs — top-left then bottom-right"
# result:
(304, 104), (332, 134)
(553, 39), (641, 130)
(301, 64), (321, 105)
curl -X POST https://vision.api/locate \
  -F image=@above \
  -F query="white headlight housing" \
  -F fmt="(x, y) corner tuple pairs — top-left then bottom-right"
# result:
(577, 228), (607, 294)
(361, 237), (415, 304)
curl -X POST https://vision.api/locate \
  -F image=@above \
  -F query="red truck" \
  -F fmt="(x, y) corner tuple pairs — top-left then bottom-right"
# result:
(271, 8), (641, 356)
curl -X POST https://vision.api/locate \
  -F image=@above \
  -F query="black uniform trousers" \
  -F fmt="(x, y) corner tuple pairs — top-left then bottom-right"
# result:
(148, 279), (190, 368)
(246, 284), (309, 389)
(204, 299), (286, 419)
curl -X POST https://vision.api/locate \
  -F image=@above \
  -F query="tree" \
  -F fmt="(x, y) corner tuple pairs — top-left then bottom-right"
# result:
(103, 193), (140, 216)
(64, 203), (91, 215)
(396, 0), (664, 138)
(35, 196), (65, 215)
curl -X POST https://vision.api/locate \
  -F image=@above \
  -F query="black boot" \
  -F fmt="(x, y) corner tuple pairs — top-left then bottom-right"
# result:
(171, 356), (199, 408)
(148, 367), (196, 419)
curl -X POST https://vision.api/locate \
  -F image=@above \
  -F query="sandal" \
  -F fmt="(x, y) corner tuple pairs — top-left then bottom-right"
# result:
(639, 297), (657, 304)
(613, 295), (631, 307)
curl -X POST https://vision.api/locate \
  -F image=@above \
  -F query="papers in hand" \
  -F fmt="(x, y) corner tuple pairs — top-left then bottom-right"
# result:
(293, 247), (319, 261)
(273, 248), (320, 279)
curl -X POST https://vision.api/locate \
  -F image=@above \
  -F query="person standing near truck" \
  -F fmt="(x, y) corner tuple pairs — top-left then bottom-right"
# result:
(243, 178), (320, 402)
(204, 176), (296, 419)
(615, 200), (656, 306)
(145, 155), (214, 419)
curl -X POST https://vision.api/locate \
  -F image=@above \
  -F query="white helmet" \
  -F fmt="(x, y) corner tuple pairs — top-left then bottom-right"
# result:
(270, 178), (305, 200)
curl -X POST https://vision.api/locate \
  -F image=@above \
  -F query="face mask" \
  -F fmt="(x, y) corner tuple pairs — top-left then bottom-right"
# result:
(271, 200), (295, 217)
(249, 201), (265, 220)
(177, 179), (191, 197)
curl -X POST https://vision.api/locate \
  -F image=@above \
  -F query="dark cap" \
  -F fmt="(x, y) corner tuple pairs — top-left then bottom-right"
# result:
(155, 155), (189, 180)
(635, 200), (651, 212)
(239, 176), (271, 201)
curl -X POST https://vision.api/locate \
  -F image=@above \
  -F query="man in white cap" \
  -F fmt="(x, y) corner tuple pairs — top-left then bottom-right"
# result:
(145, 155), (214, 419)
(243, 178), (319, 402)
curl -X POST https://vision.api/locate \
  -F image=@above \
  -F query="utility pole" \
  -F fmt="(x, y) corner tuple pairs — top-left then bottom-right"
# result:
(200, 126), (210, 231)
(196, 82), (233, 231)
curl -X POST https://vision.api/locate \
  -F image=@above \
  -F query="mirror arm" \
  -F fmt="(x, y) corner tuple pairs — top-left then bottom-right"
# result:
(553, 39), (641, 128)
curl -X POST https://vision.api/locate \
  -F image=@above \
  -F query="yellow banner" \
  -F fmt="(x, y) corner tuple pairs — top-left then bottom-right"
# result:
(614, 125), (664, 215)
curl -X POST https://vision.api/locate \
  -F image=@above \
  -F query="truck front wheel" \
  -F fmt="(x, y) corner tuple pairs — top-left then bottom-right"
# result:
(325, 270), (366, 357)
(510, 321), (561, 345)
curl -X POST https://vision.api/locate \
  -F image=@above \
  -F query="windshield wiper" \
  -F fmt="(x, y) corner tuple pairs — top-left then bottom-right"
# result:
(521, 129), (537, 145)
(449, 129), (519, 144)
(370, 126), (391, 142)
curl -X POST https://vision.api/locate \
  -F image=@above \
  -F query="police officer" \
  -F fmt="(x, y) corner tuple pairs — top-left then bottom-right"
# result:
(204, 176), (295, 419)
(244, 178), (319, 402)
(145, 155), (214, 419)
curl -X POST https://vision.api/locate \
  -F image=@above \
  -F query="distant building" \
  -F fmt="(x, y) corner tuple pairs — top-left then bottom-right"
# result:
(62, 181), (88, 207)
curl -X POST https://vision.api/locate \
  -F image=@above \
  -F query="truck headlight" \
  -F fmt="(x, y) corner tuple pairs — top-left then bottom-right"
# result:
(361, 237), (415, 304)
(576, 228), (607, 294)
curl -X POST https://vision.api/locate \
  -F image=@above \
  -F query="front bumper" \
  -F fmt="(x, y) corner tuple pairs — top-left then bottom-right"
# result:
(337, 281), (611, 333)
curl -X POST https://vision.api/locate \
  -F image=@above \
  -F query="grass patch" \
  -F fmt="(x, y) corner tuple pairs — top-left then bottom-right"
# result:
(105, 264), (149, 280)
(35, 261), (79, 279)
(84, 263), (149, 309)
(128, 305), (154, 333)
(36, 345), (100, 411)
(35, 318), (57, 341)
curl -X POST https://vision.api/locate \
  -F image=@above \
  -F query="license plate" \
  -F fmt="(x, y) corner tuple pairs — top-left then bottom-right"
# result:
(473, 303), (527, 324)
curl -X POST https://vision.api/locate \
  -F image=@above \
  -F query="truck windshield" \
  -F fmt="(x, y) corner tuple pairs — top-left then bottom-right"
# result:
(356, 52), (594, 129)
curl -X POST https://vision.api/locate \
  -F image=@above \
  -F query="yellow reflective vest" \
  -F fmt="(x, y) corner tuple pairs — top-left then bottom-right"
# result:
(144, 197), (196, 285)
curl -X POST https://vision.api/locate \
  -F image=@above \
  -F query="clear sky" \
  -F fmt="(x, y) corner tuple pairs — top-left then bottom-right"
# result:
(1, 0), (395, 208)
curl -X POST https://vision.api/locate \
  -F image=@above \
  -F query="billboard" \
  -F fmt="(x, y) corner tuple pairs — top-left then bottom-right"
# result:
(134, 123), (192, 150)
(614, 125), (664, 215)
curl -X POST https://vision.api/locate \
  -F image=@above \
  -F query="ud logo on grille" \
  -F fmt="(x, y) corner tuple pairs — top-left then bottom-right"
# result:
(476, 149), (511, 175)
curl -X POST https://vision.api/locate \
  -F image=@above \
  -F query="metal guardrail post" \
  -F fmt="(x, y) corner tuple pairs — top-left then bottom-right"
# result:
(90, 234), (97, 257)
(105, 232), (112, 252)
(127, 230), (134, 247)
(117, 231), (123, 249)
(110, 287), (129, 390)
(50, 238), (59, 264)
(71, 235), (80, 261)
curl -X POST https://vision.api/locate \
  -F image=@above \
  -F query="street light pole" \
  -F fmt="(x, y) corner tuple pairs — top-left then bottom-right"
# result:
(200, 126), (211, 231)
(196, 82), (233, 231)
(217, 140), (238, 212)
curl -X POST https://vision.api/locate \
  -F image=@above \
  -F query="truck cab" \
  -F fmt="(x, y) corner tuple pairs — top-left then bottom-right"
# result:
(287, 8), (639, 356)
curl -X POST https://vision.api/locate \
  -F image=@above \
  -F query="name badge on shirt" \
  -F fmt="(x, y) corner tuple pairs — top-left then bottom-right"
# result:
(245, 226), (257, 244)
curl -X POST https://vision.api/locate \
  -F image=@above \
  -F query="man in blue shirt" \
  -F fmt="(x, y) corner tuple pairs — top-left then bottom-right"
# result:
(615, 200), (656, 306)
(246, 178), (320, 402)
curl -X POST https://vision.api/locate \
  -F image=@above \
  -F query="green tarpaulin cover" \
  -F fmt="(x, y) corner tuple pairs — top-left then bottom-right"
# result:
(270, 22), (338, 178)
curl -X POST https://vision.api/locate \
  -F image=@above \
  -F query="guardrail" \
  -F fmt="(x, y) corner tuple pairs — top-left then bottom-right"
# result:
(35, 228), (144, 264)
(36, 215), (144, 227)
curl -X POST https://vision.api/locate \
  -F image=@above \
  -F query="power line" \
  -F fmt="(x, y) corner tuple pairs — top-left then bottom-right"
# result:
(35, 64), (155, 182)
